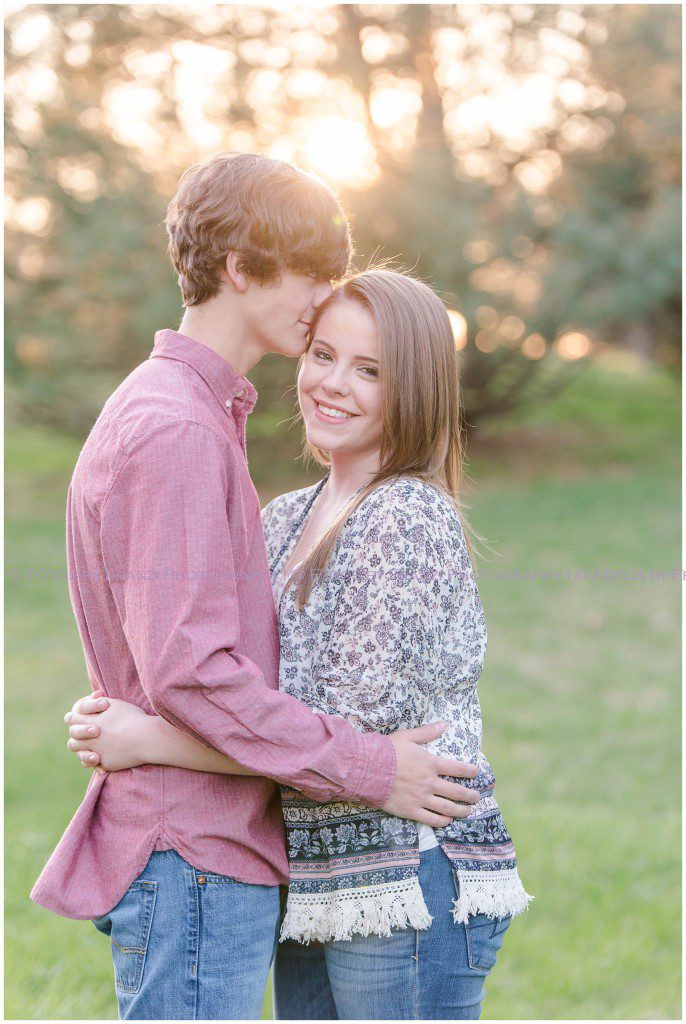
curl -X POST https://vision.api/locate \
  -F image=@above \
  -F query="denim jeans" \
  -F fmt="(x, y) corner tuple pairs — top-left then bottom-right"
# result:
(274, 846), (510, 1020)
(93, 849), (280, 1020)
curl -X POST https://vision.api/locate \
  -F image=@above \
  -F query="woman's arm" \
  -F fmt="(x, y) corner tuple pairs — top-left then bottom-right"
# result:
(65, 693), (259, 776)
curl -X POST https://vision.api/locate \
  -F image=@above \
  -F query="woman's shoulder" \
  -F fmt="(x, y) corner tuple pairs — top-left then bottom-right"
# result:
(260, 479), (324, 531)
(261, 480), (325, 566)
(356, 476), (463, 535)
(338, 476), (469, 572)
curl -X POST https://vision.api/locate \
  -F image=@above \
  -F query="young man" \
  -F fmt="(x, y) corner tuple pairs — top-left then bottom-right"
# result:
(32, 153), (479, 1020)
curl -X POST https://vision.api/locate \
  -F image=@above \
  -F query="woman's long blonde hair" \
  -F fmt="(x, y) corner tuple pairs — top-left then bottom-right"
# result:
(290, 268), (482, 610)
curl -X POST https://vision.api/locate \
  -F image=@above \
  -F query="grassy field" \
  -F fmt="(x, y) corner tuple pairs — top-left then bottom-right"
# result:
(5, 355), (681, 1019)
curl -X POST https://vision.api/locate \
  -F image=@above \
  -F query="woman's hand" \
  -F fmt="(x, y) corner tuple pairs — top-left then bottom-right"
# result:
(65, 690), (151, 772)
(65, 689), (259, 777)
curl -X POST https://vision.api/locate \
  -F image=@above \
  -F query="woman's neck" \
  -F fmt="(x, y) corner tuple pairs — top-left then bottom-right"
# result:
(325, 449), (381, 507)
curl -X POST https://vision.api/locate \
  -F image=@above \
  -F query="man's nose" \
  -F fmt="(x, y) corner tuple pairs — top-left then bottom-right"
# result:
(313, 281), (334, 308)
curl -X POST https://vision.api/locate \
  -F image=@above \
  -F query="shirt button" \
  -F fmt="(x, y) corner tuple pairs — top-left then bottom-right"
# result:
(197, 875), (206, 885)
(225, 399), (232, 409)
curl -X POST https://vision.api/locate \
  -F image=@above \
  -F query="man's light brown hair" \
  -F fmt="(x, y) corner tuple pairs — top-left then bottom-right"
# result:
(165, 153), (352, 306)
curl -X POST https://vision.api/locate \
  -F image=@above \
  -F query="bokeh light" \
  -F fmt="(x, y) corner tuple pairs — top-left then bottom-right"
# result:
(555, 330), (592, 360)
(521, 333), (548, 360)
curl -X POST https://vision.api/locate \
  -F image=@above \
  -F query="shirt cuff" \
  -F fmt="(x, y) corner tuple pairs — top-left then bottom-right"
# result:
(348, 731), (397, 808)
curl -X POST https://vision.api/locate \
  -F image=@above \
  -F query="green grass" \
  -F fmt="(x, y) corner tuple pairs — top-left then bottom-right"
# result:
(5, 356), (681, 1018)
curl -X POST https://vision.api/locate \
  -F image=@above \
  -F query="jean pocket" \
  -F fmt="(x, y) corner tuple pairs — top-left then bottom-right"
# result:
(464, 913), (511, 973)
(94, 880), (158, 994)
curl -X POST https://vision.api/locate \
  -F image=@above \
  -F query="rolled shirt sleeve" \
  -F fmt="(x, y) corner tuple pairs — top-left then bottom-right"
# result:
(100, 420), (396, 806)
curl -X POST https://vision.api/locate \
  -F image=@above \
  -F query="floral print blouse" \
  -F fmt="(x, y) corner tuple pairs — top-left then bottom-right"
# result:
(262, 474), (532, 944)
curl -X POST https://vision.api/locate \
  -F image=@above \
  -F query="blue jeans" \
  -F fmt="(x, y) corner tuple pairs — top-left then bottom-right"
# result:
(274, 846), (510, 1020)
(93, 850), (280, 1020)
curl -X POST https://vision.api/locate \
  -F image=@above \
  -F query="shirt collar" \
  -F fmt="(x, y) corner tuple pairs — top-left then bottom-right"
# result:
(150, 330), (258, 414)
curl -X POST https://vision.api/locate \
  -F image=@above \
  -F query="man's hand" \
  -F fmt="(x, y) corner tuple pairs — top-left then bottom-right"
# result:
(383, 722), (480, 826)
(64, 690), (149, 772)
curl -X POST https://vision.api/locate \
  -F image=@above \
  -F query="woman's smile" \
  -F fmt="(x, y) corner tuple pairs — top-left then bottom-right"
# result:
(312, 398), (357, 423)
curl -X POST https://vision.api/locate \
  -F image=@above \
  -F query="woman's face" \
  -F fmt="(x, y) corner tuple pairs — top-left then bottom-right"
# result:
(298, 297), (383, 459)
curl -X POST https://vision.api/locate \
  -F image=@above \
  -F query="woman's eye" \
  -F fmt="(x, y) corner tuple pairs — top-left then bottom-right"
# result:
(314, 349), (332, 361)
(361, 367), (379, 378)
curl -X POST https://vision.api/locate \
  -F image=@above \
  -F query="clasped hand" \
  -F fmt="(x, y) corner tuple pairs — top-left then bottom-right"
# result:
(65, 690), (149, 774)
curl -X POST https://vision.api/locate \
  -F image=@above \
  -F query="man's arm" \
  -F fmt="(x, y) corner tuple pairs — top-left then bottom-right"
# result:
(66, 695), (477, 825)
(65, 694), (260, 775)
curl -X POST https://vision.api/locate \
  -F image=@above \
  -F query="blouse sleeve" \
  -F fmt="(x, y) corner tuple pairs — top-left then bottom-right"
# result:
(320, 483), (460, 731)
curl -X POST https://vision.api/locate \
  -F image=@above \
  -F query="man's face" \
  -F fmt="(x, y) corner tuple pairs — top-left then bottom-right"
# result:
(247, 270), (334, 359)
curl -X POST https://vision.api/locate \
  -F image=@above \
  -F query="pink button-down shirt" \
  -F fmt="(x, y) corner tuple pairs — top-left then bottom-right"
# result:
(31, 330), (396, 920)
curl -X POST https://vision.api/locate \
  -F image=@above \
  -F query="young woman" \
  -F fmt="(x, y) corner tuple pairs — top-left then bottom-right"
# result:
(66, 270), (532, 1019)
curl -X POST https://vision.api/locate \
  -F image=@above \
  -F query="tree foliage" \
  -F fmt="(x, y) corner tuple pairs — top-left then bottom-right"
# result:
(5, 4), (681, 438)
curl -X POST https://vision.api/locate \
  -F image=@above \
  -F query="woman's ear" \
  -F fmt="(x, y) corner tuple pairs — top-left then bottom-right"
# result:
(223, 252), (250, 293)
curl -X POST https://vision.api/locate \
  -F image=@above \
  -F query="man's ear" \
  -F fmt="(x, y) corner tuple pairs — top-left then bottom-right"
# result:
(223, 252), (250, 293)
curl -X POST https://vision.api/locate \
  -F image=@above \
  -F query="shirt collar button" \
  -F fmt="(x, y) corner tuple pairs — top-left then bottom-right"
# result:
(225, 398), (232, 409)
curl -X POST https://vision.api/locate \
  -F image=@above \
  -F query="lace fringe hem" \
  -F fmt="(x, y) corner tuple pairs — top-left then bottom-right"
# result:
(279, 876), (433, 945)
(451, 867), (534, 924)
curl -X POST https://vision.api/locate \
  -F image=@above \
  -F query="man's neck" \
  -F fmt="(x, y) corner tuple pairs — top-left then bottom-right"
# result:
(177, 298), (263, 379)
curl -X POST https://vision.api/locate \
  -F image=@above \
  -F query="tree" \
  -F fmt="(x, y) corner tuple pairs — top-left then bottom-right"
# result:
(5, 4), (680, 440)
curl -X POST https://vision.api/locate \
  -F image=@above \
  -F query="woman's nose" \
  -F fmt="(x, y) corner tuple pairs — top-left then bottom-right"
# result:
(322, 369), (350, 395)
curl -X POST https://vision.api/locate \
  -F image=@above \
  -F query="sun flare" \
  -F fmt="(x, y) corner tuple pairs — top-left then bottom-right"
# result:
(300, 116), (380, 188)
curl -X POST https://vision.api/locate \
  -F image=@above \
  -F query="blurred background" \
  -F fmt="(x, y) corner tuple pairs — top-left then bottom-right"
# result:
(5, 3), (681, 1019)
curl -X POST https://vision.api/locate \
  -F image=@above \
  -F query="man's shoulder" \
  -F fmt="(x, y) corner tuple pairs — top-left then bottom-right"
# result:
(97, 358), (221, 453)
(73, 359), (229, 508)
